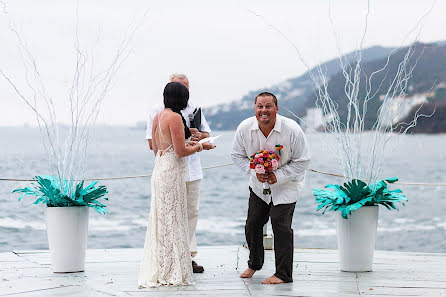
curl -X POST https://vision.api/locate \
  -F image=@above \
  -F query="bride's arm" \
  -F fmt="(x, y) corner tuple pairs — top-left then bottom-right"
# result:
(151, 114), (159, 156)
(170, 113), (214, 157)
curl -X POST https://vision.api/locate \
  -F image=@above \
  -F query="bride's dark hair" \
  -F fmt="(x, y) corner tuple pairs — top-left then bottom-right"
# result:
(163, 82), (191, 139)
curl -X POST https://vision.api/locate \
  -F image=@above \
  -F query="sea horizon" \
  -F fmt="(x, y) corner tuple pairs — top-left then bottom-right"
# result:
(1, 127), (445, 253)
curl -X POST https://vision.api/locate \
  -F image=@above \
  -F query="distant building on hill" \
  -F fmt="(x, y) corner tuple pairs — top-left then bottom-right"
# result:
(379, 95), (427, 126)
(302, 108), (333, 132)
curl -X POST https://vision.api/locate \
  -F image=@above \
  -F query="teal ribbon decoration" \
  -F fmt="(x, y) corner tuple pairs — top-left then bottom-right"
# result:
(313, 177), (407, 219)
(13, 175), (109, 214)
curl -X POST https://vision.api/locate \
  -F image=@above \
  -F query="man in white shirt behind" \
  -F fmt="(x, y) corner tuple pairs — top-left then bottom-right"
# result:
(231, 92), (310, 284)
(146, 73), (211, 273)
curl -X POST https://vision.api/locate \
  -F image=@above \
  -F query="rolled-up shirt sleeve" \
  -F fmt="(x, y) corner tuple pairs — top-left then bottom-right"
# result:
(145, 113), (154, 140)
(145, 105), (163, 140)
(273, 128), (310, 184)
(231, 126), (251, 175)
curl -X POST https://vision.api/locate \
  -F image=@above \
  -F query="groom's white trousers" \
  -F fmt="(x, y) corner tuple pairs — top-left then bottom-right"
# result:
(186, 179), (200, 258)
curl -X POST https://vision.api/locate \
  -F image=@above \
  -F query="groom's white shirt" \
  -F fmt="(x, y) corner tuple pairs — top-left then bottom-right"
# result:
(146, 103), (211, 182)
(231, 114), (310, 205)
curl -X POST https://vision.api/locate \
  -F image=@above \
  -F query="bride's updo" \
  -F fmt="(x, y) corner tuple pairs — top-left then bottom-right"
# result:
(163, 82), (191, 139)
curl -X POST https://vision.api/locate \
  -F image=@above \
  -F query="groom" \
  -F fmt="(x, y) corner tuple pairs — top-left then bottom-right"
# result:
(231, 92), (310, 284)
(146, 73), (211, 273)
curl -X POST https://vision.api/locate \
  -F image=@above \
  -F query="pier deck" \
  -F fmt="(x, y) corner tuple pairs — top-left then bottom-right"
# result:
(1, 246), (445, 296)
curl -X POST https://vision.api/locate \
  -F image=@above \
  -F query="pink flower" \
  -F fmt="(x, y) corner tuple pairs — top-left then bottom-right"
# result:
(255, 164), (265, 174)
(271, 159), (279, 170)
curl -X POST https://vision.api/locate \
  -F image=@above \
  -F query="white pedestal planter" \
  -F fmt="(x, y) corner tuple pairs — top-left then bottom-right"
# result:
(336, 206), (379, 272)
(263, 224), (274, 250)
(45, 206), (89, 273)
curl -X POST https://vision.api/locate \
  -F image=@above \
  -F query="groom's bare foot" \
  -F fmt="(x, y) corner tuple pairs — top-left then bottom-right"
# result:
(262, 275), (285, 284)
(239, 268), (256, 278)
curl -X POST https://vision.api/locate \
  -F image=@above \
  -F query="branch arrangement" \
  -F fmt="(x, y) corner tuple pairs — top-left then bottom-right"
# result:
(1, 3), (146, 208)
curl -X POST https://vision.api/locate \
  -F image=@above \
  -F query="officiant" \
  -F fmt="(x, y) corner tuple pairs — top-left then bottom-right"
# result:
(146, 73), (211, 273)
(231, 92), (310, 284)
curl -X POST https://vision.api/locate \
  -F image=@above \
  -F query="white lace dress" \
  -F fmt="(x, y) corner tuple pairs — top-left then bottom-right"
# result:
(138, 145), (194, 288)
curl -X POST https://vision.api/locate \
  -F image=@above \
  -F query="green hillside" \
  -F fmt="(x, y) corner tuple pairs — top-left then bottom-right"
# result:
(204, 46), (394, 130)
(204, 42), (446, 132)
(305, 42), (446, 130)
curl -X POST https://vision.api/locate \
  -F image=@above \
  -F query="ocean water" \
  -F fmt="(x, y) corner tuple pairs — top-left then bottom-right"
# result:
(0, 126), (445, 253)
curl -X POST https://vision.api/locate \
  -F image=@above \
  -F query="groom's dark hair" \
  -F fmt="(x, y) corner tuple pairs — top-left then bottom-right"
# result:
(163, 81), (191, 139)
(255, 92), (278, 106)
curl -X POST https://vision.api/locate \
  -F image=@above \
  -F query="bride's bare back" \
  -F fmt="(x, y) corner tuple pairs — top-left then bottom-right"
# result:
(152, 109), (177, 152)
(152, 109), (212, 157)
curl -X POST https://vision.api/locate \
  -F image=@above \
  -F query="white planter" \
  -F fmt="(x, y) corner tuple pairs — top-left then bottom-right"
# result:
(45, 206), (89, 273)
(336, 205), (379, 272)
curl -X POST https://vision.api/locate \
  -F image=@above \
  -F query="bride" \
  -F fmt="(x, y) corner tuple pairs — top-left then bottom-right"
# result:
(138, 82), (215, 287)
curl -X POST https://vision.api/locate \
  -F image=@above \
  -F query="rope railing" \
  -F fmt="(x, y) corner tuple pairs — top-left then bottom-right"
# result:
(305, 168), (446, 187)
(1, 162), (446, 186)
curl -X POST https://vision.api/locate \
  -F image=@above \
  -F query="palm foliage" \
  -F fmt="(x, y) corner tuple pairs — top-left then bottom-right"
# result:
(13, 176), (108, 214)
(314, 177), (407, 219)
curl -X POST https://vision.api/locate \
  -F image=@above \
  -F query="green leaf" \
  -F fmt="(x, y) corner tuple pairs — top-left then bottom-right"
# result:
(13, 175), (109, 214)
(384, 177), (399, 183)
(314, 177), (407, 218)
(340, 179), (369, 204)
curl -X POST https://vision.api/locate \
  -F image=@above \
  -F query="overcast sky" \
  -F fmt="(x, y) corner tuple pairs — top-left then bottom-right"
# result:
(0, 0), (444, 126)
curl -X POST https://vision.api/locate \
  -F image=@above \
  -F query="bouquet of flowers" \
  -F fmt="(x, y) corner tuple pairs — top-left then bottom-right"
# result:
(250, 150), (280, 194)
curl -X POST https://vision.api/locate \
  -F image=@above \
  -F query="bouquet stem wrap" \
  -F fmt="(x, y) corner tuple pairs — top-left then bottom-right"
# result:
(262, 183), (271, 195)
